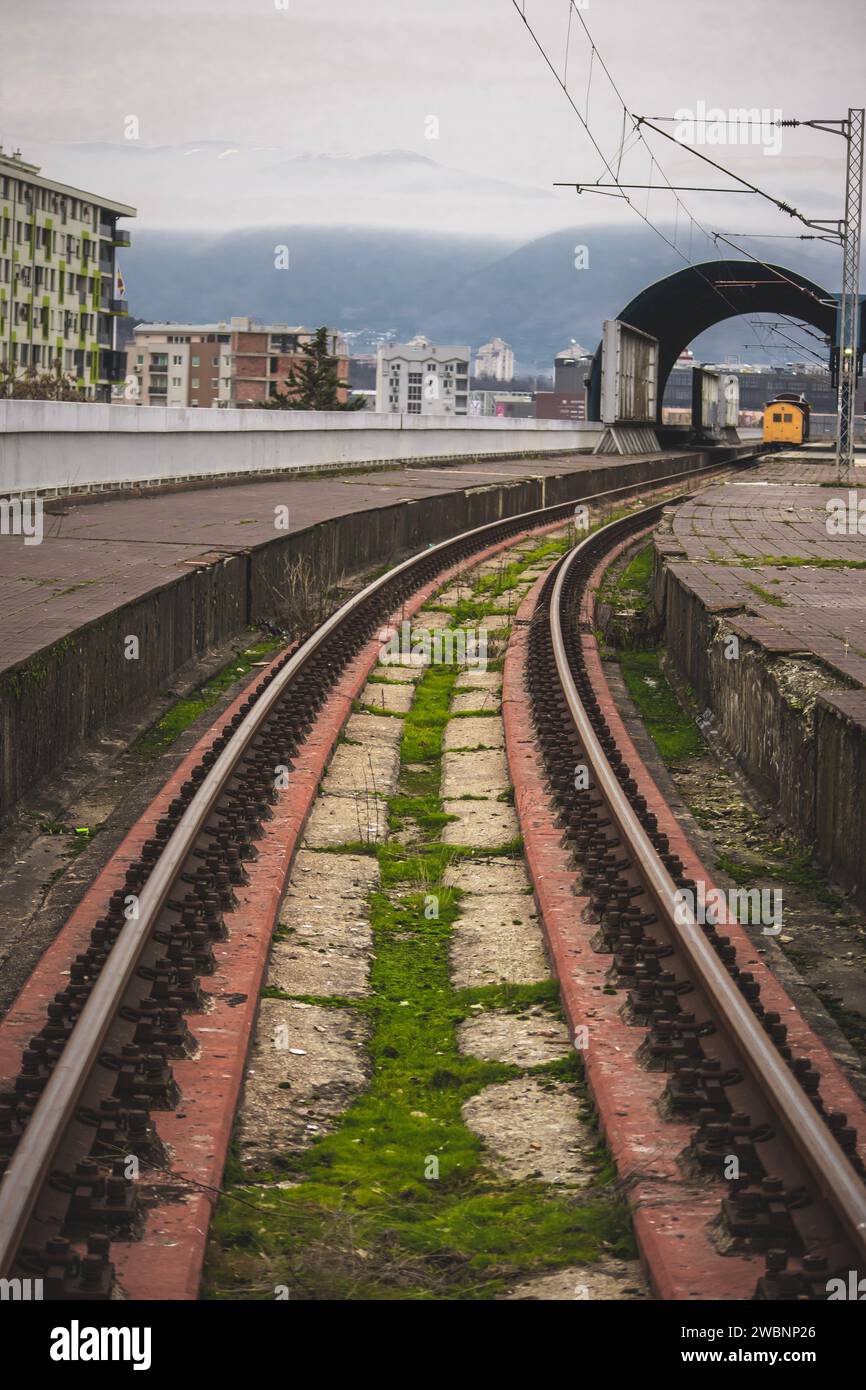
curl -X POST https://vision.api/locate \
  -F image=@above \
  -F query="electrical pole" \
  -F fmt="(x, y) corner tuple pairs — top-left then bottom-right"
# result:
(836, 108), (863, 482)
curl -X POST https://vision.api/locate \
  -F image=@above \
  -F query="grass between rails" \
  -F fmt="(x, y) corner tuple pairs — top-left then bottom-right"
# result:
(205, 655), (633, 1301)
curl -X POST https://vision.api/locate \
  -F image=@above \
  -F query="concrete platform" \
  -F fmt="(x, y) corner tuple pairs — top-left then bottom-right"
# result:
(654, 454), (866, 903)
(3, 451), (634, 675)
(659, 456), (866, 688)
(0, 444), (750, 817)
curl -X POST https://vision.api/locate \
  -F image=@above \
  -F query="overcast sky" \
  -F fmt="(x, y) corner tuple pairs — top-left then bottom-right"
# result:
(1, 0), (863, 240)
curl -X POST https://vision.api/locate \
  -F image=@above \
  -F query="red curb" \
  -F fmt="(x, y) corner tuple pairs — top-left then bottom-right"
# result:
(504, 534), (866, 1301)
(505, 586), (755, 1300)
(0, 512), (572, 1301)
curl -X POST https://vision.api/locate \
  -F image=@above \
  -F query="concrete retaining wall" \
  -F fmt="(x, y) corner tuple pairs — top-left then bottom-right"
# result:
(0, 400), (603, 497)
(0, 449), (729, 819)
(655, 555), (866, 906)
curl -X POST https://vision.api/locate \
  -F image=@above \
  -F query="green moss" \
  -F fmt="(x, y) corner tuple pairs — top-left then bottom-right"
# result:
(619, 650), (703, 766)
(746, 582), (787, 608)
(130, 637), (282, 762)
(724, 553), (866, 572)
(205, 655), (632, 1301)
(716, 846), (839, 906)
(599, 542), (654, 615)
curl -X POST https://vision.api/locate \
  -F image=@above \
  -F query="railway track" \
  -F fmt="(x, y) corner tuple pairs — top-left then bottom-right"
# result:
(0, 452), (762, 1299)
(519, 505), (866, 1299)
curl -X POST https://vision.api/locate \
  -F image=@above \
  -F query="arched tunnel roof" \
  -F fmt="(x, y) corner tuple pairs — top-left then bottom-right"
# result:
(586, 260), (837, 423)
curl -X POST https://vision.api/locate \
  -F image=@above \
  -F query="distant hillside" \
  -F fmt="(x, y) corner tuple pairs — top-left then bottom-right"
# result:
(121, 224), (838, 370)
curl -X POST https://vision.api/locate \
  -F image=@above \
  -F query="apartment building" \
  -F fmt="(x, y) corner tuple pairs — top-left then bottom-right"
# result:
(127, 318), (348, 407)
(474, 337), (514, 382)
(376, 336), (470, 415)
(0, 148), (135, 401)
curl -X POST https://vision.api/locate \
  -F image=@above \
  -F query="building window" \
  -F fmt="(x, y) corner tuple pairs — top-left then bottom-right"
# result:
(407, 402), (421, 413)
(191, 378), (199, 388)
(191, 355), (200, 366)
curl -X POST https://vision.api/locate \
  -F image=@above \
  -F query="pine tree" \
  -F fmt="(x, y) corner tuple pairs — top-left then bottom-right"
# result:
(265, 327), (364, 411)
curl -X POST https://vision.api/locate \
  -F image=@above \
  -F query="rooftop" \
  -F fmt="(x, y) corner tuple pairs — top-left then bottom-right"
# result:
(0, 149), (136, 218)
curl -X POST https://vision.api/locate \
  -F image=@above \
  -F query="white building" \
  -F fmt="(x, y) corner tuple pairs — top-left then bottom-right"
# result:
(376, 336), (470, 415)
(474, 337), (514, 382)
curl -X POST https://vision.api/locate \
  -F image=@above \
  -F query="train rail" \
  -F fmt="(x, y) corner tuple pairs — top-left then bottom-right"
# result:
(0, 452), (755, 1297)
(519, 505), (866, 1299)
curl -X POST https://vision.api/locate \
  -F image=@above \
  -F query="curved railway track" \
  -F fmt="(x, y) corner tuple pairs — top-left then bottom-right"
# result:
(521, 506), (866, 1299)
(0, 452), (772, 1298)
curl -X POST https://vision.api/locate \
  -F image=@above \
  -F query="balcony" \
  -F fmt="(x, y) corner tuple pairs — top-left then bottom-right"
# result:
(98, 222), (113, 239)
(110, 298), (128, 315)
(113, 229), (131, 248)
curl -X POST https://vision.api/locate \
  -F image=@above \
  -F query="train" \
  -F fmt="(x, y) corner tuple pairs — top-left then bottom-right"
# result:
(762, 392), (811, 446)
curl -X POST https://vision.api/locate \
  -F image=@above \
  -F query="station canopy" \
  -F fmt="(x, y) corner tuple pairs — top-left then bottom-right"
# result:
(586, 260), (837, 424)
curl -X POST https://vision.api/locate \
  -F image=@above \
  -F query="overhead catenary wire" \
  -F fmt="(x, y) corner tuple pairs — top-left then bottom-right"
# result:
(510, 0), (798, 364)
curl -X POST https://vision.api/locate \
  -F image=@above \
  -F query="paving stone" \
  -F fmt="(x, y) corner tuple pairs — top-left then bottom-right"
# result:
(458, 1006), (571, 1066)
(236, 1000), (369, 1166)
(501, 1261), (650, 1301)
(321, 739), (400, 799)
(443, 716), (505, 751)
(442, 857), (533, 896)
(343, 712), (404, 746)
(360, 680), (415, 714)
(303, 794), (388, 847)
(454, 670), (503, 691)
(440, 748), (510, 799)
(450, 689), (500, 714)
(450, 896), (547, 987)
(368, 665), (425, 683)
(441, 798), (519, 848)
(462, 1077), (595, 1184)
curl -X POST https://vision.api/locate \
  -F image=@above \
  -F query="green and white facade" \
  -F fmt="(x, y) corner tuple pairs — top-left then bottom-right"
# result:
(0, 150), (135, 401)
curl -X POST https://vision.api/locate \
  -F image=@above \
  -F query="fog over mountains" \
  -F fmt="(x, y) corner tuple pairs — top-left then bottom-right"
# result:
(121, 223), (839, 371)
(24, 140), (841, 369)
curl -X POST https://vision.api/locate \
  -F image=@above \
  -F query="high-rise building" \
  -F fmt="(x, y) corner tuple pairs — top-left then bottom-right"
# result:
(376, 336), (470, 415)
(474, 337), (515, 382)
(535, 344), (591, 420)
(0, 149), (135, 401)
(127, 318), (348, 407)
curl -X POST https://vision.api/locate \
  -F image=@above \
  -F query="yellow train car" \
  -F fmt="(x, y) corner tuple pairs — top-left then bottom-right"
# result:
(762, 393), (811, 446)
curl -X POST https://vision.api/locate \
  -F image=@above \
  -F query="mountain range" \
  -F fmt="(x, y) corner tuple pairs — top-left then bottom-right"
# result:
(119, 223), (840, 371)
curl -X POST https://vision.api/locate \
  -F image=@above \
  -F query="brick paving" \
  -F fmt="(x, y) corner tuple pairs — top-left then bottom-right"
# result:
(662, 455), (866, 690)
(0, 450), (670, 676)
